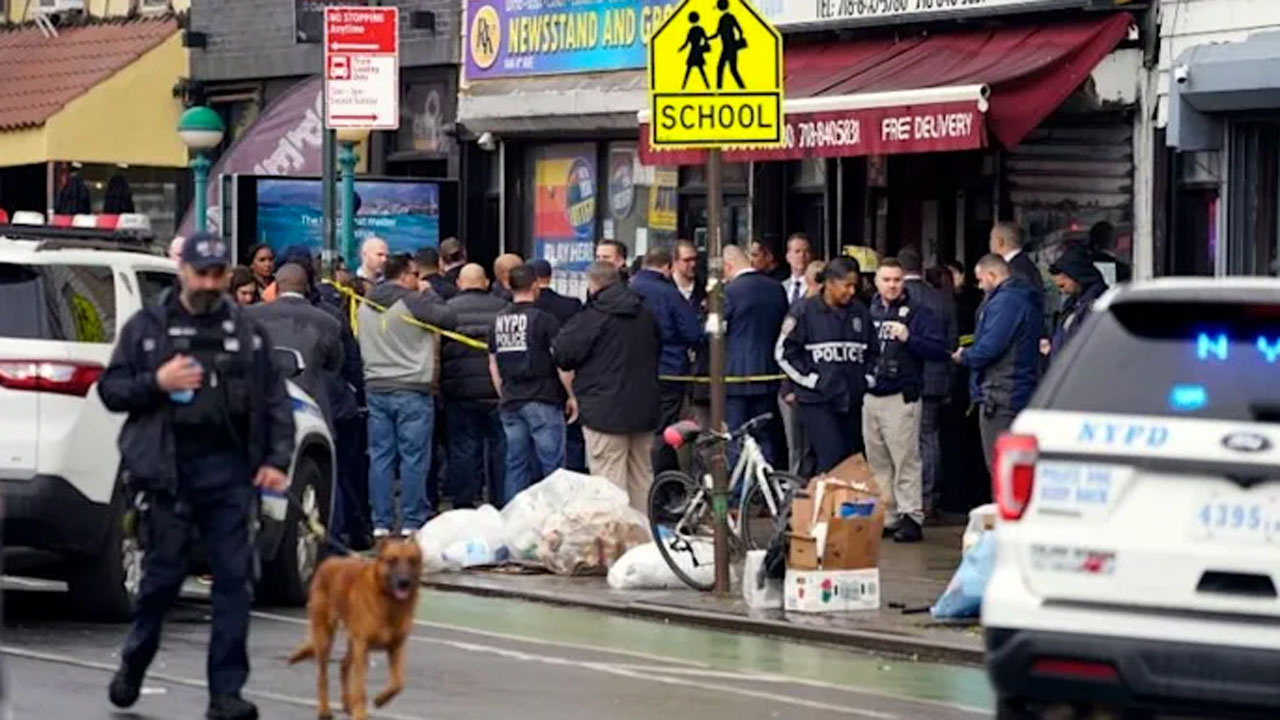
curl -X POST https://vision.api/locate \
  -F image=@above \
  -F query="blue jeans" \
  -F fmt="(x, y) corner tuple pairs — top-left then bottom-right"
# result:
(500, 402), (566, 506)
(367, 390), (434, 532)
(446, 399), (506, 508)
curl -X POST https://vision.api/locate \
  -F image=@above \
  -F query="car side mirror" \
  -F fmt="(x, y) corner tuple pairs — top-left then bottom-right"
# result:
(272, 347), (306, 378)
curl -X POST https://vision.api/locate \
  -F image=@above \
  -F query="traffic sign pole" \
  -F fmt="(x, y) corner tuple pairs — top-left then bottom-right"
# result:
(707, 148), (730, 596)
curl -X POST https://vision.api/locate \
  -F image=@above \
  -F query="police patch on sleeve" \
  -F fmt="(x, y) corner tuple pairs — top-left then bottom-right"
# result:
(781, 316), (797, 336)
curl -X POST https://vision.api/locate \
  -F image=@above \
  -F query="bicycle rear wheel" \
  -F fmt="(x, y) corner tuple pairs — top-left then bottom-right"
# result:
(741, 471), (804, 550)
(648, 470), (717, 592)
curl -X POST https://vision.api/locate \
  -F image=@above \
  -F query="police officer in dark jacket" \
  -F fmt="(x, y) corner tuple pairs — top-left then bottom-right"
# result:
(864, 259), (948, 544)
(630, 246), (703, 473)
(775, 257), (876, 473)
(101, 233), (294, 720)
(442, 264), (510, 507)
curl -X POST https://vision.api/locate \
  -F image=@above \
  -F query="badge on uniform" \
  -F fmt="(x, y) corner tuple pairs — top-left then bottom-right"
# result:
(852, 317), (863, 333)
(898, 306), (910, 318)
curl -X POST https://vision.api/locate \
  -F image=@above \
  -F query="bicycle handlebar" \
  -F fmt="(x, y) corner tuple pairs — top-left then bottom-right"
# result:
(694, 412), (773, 448)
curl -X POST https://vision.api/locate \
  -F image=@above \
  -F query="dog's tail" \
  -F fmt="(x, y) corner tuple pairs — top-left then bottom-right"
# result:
(287, 639), (315, 665)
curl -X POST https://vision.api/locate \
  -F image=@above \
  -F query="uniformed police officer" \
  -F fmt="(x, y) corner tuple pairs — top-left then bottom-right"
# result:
(863, 258), (948, 544)
(99, 232), (295, 720)
(774, 257), (876, 474)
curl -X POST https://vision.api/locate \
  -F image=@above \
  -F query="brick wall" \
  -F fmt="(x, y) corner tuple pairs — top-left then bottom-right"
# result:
(191, 0), (459, 82)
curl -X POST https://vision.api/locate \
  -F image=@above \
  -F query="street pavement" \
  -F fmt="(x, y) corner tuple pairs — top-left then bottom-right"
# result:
(1, 582), (994, 719)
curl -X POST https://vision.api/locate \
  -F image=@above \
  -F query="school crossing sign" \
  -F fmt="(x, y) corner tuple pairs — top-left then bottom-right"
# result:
(648, 0), (783, 149)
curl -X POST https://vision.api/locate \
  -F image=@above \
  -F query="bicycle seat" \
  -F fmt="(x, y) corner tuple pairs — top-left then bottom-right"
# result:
(662, 420), (702, 449)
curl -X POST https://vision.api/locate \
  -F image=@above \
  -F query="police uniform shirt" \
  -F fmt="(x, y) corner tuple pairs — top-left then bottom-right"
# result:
(167, 297), (250, 456)
(490, 302), (564, 410)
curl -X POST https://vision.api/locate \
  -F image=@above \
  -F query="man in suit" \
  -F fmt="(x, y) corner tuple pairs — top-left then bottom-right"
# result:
(530, 259), (586, 471)
(778, 233), (813, 476)
(723, 244), (789, 468)
(672, 239), (706, 311)
(246, 263), (343, 426)
(989, 221), (1046, 332)
(899, 246), (957, 517)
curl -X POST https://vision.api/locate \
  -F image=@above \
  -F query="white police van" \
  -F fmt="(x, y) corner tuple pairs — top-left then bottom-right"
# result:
(985, 278), (1280, 719)
(0, 215), (333, 620)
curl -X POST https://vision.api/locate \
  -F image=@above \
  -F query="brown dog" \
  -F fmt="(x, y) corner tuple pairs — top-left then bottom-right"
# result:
(289, 538), (423, 720)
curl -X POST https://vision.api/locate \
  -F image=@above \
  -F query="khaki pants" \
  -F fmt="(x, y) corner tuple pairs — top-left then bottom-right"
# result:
(584, 428), (653, 511)
(862, 393), (924, 526)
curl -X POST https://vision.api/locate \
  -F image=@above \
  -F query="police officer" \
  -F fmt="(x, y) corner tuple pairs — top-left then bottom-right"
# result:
(775, 257), (876, 474)
(863, 258), (948, 544)
(99, 233), (295, 720)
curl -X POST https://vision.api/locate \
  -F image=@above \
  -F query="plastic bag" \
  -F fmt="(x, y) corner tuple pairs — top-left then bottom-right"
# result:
(502, 469), (629, 564)
(963, 503), (998, 554)
(416, 505), (506, 573)
(607, 541), (715, 590)
(537, 499), (651, 576)
(930, 530), (996, 619)
(742, 549), (783, 609)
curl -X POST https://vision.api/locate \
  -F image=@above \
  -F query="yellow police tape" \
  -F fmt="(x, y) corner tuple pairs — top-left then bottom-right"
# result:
(960, 334), (974, 347)
(322, 280), (490, 351)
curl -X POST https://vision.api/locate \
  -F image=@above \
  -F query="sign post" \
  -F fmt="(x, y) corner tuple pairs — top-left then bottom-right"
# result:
(649, 0), (784, 595)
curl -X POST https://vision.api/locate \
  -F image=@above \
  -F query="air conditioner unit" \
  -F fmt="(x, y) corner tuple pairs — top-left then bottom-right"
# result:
(37, 0), (85, 12)
(138, 0), (170, 15)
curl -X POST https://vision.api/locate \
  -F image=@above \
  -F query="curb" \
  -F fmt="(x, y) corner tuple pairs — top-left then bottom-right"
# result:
(422, 577), (985, 666)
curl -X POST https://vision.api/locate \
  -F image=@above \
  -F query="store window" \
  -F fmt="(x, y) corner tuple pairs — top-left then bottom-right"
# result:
(1228, 122), (1280, 276)
(524, 143), (599, 299)
(605, 143), (642, 256)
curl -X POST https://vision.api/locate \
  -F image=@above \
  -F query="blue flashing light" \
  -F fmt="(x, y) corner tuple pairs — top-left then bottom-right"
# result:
(1197, 332), (1229, 361)
(1169, 384), (1208, 413)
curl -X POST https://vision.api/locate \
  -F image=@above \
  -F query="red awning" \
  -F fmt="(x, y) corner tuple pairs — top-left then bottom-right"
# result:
(639, 12), (1131, 165)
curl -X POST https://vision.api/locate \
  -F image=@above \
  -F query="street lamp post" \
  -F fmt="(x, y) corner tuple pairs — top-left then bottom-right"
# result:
(335, 128), (371, 270)
(176, 106), (226, 235)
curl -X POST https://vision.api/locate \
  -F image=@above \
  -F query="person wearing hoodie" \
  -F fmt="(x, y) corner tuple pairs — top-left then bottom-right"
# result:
(953, 254), (1041, 469)
(553, 261), (661, 510)
(629, 246), (703, 473)
(356, 254), (456, 536)
(1048, 243), (1108, 361)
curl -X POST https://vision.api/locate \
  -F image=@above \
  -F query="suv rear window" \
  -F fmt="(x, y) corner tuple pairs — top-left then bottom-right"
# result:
(0, 263), (117, 343)
(1046, 301), (1280, 421)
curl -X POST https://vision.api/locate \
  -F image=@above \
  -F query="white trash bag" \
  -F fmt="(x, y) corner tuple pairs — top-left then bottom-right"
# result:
(502, 469), (629, 564)
(607, 541), (715, 590)
(416, 505), (506, 573)
(537, 499), (651, 576)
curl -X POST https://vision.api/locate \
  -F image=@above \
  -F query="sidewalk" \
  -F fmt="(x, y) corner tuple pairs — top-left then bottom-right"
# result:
(423, 524), (984, 665)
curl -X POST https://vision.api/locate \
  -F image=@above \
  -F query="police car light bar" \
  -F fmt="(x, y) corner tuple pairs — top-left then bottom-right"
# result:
(8, 212), (153, 232)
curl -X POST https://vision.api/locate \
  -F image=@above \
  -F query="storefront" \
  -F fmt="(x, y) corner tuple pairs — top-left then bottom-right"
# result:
(638, 4), (1145, 278)
(0, 15), (191, 237)
(1166, 31), (1280, 277)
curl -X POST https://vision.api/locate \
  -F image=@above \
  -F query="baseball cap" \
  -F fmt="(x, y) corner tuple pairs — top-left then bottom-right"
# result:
(180, 232), (230, 270)
(528, 259), (553, 279)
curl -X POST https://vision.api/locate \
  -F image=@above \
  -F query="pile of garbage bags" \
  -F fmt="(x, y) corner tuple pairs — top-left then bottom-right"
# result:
(415, 470), (651, 577)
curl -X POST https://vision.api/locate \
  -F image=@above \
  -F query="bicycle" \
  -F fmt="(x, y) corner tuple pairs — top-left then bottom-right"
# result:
(647, 413), (803, 592)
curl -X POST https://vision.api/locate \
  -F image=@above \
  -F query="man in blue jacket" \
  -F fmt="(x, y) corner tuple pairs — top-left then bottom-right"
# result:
(631, 246), (703, 473)
(865, 259), (949, 543)
(954, 254), (1041, 469)
(723, 244), (789, 467)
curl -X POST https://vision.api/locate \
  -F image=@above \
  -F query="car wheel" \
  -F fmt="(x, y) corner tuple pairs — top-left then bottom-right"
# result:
(995, 697), (1039, 720)
(68, 487), (139, 622)
(258, 455), (326, 606)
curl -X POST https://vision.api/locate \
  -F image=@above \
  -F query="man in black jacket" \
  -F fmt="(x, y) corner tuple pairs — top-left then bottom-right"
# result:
(775, 257), (875, 473)
(553, 262), (660, 510)
(899, 247), (957, 516)
(443, 264), (511, 507)
(100, 233), (293, 720)
(414, 246), (458, 300)
(864, 259), (949, 544)
(530, 258), (586, 472)
(989, 221), (1046, 331)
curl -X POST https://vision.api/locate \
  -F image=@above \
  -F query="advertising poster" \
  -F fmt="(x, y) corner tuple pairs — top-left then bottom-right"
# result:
(256, 178), (441, 256)
(533, 144), (598, 299)
(648, 167), (678, 233)
(466, 0), (679, 80)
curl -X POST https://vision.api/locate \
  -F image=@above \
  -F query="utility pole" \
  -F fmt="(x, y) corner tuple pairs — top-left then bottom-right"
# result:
(706, 148), (730, 596)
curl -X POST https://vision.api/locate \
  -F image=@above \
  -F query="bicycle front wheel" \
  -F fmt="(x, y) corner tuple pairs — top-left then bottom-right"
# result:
(741, 471), (804, 551)
(648, 470), (717, 592)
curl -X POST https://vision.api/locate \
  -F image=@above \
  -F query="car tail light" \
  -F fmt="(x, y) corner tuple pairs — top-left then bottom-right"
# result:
(0, 361), (103, 397)
(1031, 657), (1119, 683)
(993, 433), (1038, 521)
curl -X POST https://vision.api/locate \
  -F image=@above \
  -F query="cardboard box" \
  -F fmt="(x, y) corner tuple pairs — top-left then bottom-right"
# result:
(785, 454), (887, 572)
(787, 533), (820, 570)
(784, 568), (881, 613)
(823, 516), (884, 570)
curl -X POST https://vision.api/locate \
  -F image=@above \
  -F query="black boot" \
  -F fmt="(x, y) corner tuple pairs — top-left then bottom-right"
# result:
(108, 664), (144, 709)
(207, 695), (259, 720)
(893, 517), (923, 543)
